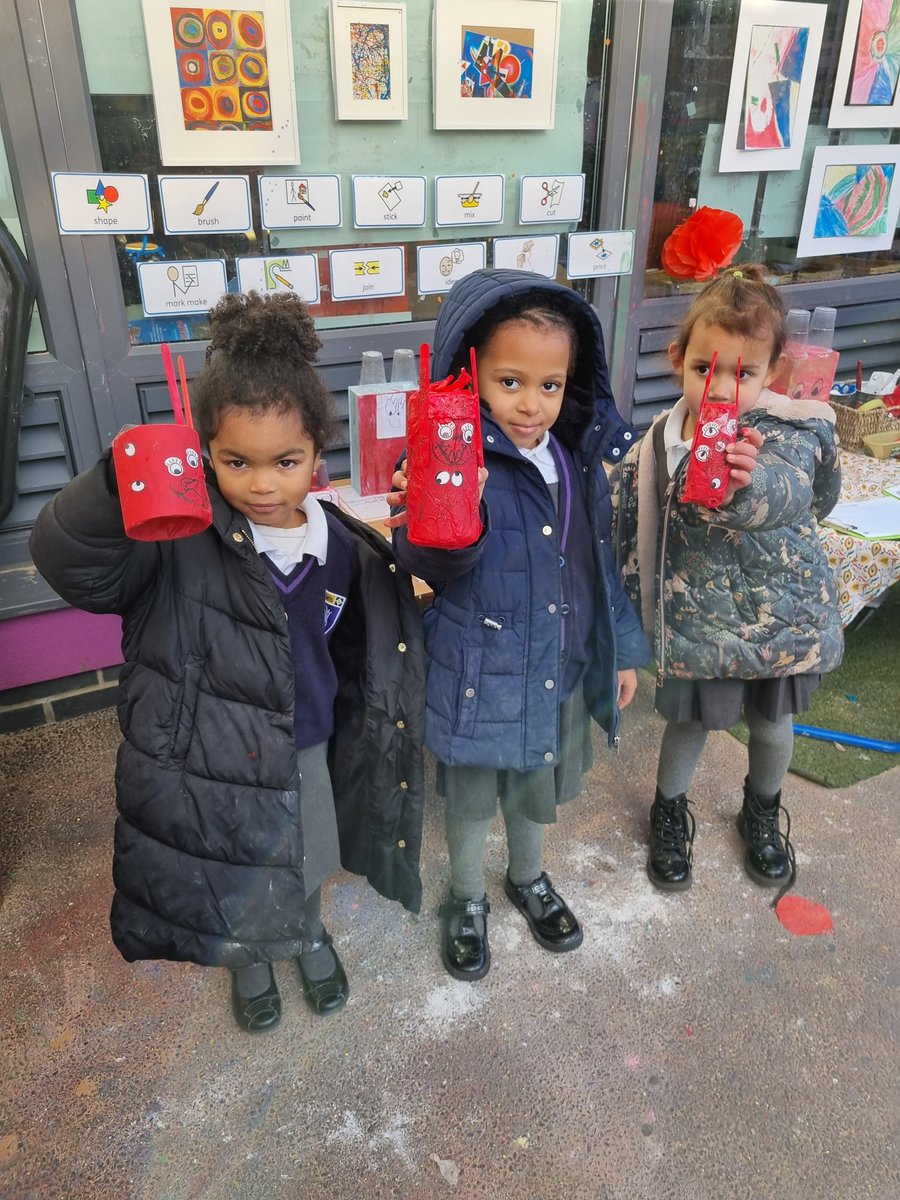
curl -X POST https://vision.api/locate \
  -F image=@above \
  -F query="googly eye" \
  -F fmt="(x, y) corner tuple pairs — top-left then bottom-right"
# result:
(186, 448), (199, 468)
(123, 442), (136, 457)
(131, 480), (145, 492)
(164, 456), (184, 476)
(451, 472), (463, 487)
(461, 422), (474, 444)
(436, 470), (450, 485)
(438, 422), (455, 441)
(710, 476), (722, 490)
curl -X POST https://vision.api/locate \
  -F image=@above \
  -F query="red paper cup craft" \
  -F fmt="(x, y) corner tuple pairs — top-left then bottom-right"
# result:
(405, 342), (483, 550)
(111, 344), (212, 541)
(680, 351), (739, 510)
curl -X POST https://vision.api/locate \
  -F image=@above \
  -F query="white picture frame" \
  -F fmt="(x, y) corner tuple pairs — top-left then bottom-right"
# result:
(829, 0), (900, 129)
(140, 1), (300, 166)
(330, 1), (408, 121)
(719, 0), (826, 173)
(797, 144), (900, 258)
(432, 0), (561, 131)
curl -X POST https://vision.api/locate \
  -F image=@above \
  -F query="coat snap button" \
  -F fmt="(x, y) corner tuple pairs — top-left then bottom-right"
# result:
(400, 781), (408, 790)
(543, 751), (554, 762)
(396, 719), (405, 729)
(389, 563), (396, 572)
(542, 525), (552, 536)
(397, 839), (406, 848)
(486, 435), (495, 443)
(544, 679), (555, 689)
(398, 642), (407, 652)
(465, 687), (475, 698)
(548, 603), (557, 614)
(232, 532), (244, 543)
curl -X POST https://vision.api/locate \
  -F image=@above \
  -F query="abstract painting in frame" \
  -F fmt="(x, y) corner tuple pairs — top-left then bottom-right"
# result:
(719, 0), (826, 172)
(433, 0), (561, 130)
(797, 144), (900, 257)
(141, 1), (300, 165)
(829, 0), (900, 128)
(330, 1), (408, 121)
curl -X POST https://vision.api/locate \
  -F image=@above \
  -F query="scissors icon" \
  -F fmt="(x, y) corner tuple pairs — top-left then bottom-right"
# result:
(541, 179), (563, 206)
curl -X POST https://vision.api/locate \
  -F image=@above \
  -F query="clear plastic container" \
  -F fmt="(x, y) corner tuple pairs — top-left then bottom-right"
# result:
(358, 350), (387, 387)
(390, 348), (418, 387)
(809, 306), (837, 351)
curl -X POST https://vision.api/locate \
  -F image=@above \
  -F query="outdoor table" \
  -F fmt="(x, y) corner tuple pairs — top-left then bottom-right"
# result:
(819, 449), (900, 627)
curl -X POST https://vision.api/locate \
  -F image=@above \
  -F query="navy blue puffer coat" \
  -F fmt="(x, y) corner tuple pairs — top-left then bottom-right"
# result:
(392, 269), (649, 770)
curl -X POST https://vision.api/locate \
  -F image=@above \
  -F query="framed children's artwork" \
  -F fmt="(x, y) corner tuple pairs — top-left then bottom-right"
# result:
(140, 1), (300, 166)
(797, 144), (900, 257)
(719, 0), (826, 173)
(330, 1), (408, 121)
(829, 0), (900, 129)
(432, 0), (561, 130)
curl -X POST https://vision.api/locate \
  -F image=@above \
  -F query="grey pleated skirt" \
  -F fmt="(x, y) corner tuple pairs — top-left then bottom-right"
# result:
(655, 674), (821, 732)
(297, 740), (341, 895)
(437, 687), (594, 824)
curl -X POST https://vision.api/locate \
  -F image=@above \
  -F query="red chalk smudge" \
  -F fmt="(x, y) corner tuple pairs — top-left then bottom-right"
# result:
(775, 894), (834, 936)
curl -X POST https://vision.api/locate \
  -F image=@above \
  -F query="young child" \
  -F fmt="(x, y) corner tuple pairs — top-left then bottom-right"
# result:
(30, 291), (426, 1032)
(614, 266), (843, 898)
(388, 268), (649, 981)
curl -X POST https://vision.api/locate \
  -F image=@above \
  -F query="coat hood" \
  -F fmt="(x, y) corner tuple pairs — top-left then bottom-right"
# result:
(431, 268), (637, 461)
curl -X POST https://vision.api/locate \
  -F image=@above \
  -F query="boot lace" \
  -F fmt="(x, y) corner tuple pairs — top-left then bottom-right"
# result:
(653, 796), (696, 865)
(744, 792), (797, 907)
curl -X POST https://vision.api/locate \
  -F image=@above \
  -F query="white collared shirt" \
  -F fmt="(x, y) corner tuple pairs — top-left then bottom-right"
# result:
(663, 397), (694, 477)
(517, 430), (558, 484)
(247, 493), (329, 574)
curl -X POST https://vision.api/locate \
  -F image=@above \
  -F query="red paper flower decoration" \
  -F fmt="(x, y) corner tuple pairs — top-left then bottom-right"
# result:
(660, 207), (744, 281)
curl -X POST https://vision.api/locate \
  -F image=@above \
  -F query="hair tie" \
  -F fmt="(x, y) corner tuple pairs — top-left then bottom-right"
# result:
(732, 270), (743, 278)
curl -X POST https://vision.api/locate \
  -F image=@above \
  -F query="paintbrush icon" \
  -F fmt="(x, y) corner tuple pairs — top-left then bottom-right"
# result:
(193, 181), (220, 216)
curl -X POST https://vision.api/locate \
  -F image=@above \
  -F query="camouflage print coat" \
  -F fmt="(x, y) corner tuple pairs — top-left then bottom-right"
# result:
(613, 389), (844, 682)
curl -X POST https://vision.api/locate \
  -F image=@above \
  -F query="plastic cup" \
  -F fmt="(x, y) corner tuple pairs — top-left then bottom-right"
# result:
(111, 424), (212, 541)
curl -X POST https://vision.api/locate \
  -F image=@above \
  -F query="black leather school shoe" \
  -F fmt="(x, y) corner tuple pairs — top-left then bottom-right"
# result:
(296, 933), (350, 1015)
(231, 965), (282, 1034)
(441, 894), (491, 981)
(504, 871), (583, 952)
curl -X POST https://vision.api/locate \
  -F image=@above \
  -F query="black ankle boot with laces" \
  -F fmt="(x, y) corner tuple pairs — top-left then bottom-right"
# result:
(736, 777), (796, 901)
(647, 789), (695, 891)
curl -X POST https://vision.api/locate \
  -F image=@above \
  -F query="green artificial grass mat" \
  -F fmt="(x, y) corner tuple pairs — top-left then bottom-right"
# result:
(730, 592), (899, 789)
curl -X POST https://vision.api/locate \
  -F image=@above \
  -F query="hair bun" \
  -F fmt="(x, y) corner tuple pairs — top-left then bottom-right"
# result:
(207, 290), (322, 364)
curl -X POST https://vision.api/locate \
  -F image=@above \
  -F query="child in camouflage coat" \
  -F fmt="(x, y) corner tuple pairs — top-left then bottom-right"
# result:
(614, 267), (843, 900)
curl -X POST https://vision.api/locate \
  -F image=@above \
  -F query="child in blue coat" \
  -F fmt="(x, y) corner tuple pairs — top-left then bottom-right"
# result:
(389, 269), (649, 981)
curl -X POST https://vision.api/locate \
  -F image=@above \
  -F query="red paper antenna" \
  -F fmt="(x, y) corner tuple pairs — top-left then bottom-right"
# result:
(176, 354), (194, 429)
(160, 343), (185, 425)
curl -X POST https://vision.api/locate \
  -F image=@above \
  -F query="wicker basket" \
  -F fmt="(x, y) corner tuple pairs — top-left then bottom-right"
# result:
(830, 400), (894, 450)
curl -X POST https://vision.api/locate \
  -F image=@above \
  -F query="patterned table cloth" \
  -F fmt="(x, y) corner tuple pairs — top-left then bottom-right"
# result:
(819, 450), (900, 626)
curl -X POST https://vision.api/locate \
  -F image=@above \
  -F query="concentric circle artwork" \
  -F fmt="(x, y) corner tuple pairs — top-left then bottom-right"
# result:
(170, 7), (272, 131)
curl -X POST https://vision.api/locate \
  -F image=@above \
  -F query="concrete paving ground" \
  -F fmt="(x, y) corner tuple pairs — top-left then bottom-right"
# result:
(1, 673), (898, 1200)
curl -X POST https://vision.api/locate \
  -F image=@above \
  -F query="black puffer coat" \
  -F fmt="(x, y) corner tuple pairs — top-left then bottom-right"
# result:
(30, 455), (426, 968)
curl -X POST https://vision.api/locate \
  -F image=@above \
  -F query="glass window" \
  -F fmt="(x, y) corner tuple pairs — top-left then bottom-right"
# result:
(0, 127), (46, 352)
(648, 0), (900, 298)
(75, 0), (612, 344)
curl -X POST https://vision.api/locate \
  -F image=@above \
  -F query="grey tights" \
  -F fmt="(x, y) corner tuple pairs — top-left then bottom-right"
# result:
(446, 798), (547, 900)
(656, 704), (794, 799)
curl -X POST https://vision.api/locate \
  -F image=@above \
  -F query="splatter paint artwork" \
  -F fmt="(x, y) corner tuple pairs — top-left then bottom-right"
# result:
(459, 26), (535, 99)
(171, 8), (273, 131)
(814, 160), (895, 237)
(350, 22), (392, 100)
(740, 24), (809, 149)
(847, 0), (900, 105)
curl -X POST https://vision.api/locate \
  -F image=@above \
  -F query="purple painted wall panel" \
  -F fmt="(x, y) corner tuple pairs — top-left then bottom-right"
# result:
(0, 609), (123, 691)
